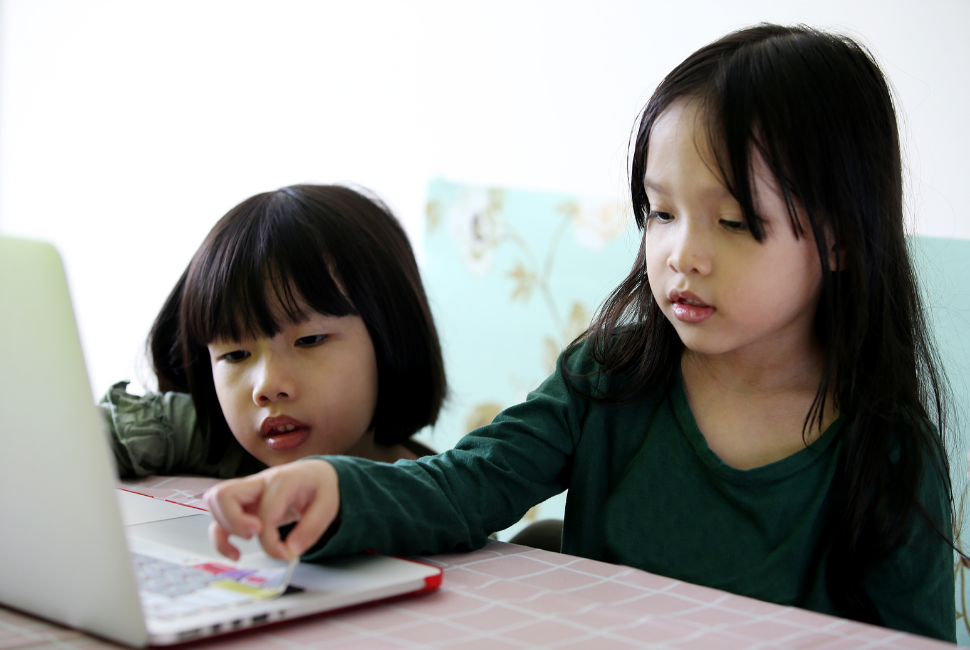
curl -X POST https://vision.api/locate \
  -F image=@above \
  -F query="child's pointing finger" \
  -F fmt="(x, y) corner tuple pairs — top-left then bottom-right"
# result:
(255, 459), (341, 561)
(208, 520), (243, 561)
(280, 461), (341, 559)
(204, 477), (265, 545)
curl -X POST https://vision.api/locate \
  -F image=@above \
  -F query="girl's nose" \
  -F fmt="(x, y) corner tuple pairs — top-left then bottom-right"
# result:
(252, 356), (297, 405)
(668, 224), (713, 276)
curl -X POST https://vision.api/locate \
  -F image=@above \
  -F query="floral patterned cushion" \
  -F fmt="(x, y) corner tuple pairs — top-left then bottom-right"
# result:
(419, 178), (636, 538)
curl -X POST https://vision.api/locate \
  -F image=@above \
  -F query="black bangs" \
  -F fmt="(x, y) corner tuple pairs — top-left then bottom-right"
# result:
(182, 189), (355, 348)
(711, 28), (845, 245)
(631, 24), (845, 246)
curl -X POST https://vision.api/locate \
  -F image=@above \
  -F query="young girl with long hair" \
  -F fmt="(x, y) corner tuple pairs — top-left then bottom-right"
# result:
(203, 26), (957, 641)
(102, 184), (446, 476)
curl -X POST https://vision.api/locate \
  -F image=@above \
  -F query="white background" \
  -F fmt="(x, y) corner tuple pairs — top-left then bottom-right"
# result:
(1, 0), (968, 399)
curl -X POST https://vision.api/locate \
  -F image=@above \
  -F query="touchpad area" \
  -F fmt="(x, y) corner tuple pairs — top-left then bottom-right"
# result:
(125, 512), (265, 558)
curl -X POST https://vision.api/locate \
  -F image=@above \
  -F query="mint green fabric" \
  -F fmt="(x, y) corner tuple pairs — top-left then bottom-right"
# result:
(906, 236), (970, 645)
(314, 340), (955, 642)
(422, 180), (637, 458)
(420, 179), (637, 533)
(99, 382), (265, 479)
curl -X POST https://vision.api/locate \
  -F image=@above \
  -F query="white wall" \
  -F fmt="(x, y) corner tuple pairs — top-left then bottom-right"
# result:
(1, 0), (968, 399)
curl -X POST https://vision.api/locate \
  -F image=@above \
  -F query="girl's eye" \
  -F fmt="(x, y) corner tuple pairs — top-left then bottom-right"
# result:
(647, 210), (674, 223)
(296, 334), (328, 347)
(220, 350), (250, 363)
(720, 219), (747, 232)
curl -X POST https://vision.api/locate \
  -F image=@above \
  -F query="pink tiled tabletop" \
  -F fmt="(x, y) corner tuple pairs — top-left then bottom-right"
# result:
(0, 477), (956, 649)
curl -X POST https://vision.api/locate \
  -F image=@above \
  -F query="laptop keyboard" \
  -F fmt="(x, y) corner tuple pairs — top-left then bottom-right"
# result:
(134, 553), (261, 620)
(136, 553), (221, 597)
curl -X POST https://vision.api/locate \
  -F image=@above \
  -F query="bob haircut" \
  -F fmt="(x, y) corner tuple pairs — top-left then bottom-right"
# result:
(149, 184), (446, 458)
(576, 24), (951, 625)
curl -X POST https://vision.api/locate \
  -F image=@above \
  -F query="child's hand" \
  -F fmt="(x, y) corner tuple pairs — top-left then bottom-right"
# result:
(203, 459), (340, 562)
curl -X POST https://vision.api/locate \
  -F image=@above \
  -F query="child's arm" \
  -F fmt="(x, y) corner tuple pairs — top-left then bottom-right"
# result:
(202, 378), (586, 560)
(202, 342), (600, 562)
(204, 459), (340, 561)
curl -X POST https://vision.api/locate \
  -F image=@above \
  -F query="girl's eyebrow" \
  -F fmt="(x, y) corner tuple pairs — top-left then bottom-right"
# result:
(644, 177), (734, 201)
(302, 311), (344, 322)
(208, 338), (248, 347)
(643, 178), (667, 194)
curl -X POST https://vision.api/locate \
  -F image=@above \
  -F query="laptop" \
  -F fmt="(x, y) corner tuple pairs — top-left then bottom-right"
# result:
(0, 234), (442, 647)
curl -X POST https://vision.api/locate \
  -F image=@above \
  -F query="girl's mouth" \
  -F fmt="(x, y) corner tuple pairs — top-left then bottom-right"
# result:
(261, 416), (311, 451)
(265, 427), (310, 450)
(669, 290), (715, 323)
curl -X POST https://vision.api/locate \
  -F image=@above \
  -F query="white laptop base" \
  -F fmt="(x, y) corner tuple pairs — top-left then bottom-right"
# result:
(0, 235), (441, 647)
(119, 491), (441, 645)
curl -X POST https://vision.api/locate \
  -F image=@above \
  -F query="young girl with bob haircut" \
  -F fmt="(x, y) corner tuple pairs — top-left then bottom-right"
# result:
(204, 25), (957, 640)
(102, 184), (446, 476)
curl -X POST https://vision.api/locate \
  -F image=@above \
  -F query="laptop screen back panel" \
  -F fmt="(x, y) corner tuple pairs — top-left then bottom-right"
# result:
(0, 236), (149, 647)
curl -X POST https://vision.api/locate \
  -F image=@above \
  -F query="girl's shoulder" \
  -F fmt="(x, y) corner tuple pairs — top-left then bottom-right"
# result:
(401, 437), (436, 458)
(99, 382), (262, 479)
(100, 382), (201, 440)
(562, 326), (674, 403)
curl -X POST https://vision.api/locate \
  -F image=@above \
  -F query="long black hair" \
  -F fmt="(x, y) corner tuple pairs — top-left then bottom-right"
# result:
(574, 24), (953, 624)
(149, 184), (447, 460)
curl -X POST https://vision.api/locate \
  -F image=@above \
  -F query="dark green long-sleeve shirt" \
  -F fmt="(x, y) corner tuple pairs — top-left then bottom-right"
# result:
(313, 341), (955, 642)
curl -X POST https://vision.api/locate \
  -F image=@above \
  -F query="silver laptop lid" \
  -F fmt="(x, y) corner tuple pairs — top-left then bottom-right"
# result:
(0, 235), (149, 647)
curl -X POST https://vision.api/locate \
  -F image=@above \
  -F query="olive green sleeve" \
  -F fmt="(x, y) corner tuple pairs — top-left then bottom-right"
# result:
(98, 381), (264, 479)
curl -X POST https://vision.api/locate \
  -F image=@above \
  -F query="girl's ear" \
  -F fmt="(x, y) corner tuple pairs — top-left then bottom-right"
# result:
(825, 229), (846, 272)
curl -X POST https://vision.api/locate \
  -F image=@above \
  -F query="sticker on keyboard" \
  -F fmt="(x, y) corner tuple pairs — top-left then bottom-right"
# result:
(134, 552), (297, 620)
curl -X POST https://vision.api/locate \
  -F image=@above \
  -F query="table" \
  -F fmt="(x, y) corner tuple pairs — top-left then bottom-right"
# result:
(0, 476), (956, 649)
